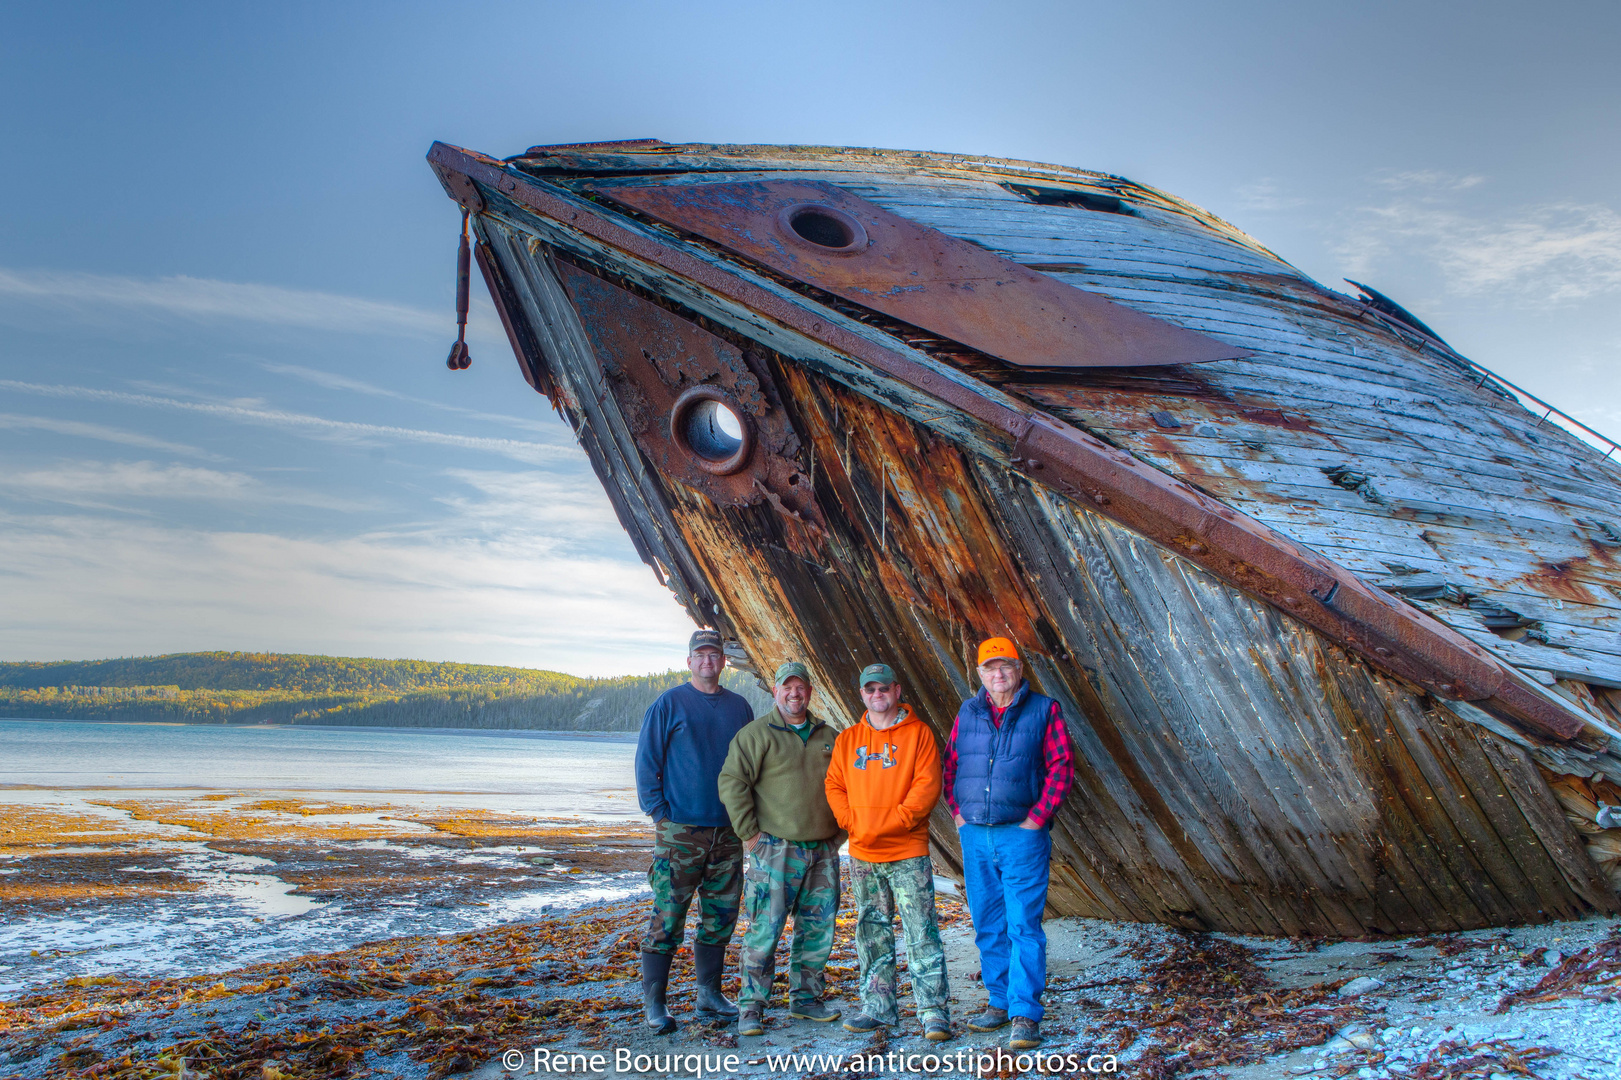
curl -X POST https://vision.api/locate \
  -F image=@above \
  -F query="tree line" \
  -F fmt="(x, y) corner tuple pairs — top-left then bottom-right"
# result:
(0, 652), (772, 731)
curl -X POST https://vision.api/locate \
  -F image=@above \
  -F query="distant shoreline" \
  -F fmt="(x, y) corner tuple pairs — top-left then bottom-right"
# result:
(0, 715), (640, 739)
(1, 650), (773, 731)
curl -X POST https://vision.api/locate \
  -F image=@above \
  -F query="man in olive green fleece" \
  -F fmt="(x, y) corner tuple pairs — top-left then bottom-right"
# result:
(718, 661), (844, 1036)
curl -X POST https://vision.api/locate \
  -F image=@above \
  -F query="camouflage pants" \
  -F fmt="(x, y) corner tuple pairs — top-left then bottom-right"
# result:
(849, 854), (949, 1025)
(641, 820), (744, 955)
(738, 835), (840, 1009)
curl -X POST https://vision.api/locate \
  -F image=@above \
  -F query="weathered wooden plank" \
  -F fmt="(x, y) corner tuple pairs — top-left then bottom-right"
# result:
(1144, 543), (1415, 932)
(1072, 511), (1373, 934)
(1422, 704), (1595, 918)
(1156, 548), (1445, 933)
(1384, 682), (1567, 921)
(1327, 672), (1512, 926)
(1472, 733), (1621, 914)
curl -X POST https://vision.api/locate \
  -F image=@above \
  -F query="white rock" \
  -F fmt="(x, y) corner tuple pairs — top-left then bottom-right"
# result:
(1544, 950), (1563, 966)
(1339, 976), (1387, 997)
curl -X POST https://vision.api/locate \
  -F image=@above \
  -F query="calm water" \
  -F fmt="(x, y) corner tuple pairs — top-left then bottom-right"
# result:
(0, 719), (638, 812)
(0, 720), (647, 992)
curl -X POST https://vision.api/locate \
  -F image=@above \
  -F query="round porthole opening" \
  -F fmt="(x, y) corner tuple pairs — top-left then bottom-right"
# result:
(670, 386), (754, 475)
(779, 204), (867, 254)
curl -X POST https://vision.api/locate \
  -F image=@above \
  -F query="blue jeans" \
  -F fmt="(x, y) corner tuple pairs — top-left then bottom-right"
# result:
(958, 823), (1052, 1021)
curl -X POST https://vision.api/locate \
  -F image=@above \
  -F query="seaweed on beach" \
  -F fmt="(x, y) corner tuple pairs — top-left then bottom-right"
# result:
(1, 905), (649, 1078)
(1382, 1037), (1560, 1080)
(2, 880), (956, 1079)
(1080, 933), (1373, 1080)
(1494, 928), (1621, 1012)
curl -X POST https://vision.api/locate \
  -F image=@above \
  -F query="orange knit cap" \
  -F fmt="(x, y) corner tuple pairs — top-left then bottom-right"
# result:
(977, 637), (1019, 666)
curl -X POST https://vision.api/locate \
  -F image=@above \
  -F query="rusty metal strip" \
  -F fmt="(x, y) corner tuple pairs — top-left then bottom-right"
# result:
(590, 178), (1250, 370)
(426, 141), (1590, 743)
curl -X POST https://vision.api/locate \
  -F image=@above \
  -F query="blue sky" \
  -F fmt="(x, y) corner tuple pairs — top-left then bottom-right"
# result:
(1, 1), (1617, 676)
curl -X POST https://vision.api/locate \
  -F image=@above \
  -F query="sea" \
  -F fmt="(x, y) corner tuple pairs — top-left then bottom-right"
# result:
(0, 719), (647, 994)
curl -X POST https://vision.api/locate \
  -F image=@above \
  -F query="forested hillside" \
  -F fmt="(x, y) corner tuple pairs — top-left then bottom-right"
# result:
(0, 652), (773, 731)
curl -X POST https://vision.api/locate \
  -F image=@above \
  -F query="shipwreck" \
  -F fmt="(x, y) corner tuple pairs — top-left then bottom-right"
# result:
(428, 138), (1621, 936)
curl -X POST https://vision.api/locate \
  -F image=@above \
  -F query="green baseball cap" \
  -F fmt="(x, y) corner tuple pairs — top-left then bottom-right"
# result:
(857, 662), (896, 688)
(773, 661), (810, 686)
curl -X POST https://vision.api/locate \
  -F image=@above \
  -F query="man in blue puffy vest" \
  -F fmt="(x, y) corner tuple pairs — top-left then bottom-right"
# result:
(943, 637), (1074, 1051)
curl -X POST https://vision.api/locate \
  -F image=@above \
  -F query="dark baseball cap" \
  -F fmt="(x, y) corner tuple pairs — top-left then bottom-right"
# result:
(857, 662), (896, 688)
(688, 629), (724, 655)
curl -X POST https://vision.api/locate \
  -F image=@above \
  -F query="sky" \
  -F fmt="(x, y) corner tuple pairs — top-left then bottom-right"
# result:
(0, 1), (1617, 676)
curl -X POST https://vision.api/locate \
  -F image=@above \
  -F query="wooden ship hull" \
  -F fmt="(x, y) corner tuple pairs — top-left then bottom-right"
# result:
(429, 139), (1621, 936)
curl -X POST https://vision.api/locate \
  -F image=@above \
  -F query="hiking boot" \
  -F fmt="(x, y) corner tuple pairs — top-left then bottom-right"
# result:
(841, 1012), (888, 1033)
(789, 1000), (841, 1023)
(1009, 1017), (1042, 1050)
(640, 951), (677, 1035)
(737, 1006), (764, 1037)
(923, 1017), (952, 1042)
(966, 1006), (1009, 1032)
(692, 944), (739, 1020)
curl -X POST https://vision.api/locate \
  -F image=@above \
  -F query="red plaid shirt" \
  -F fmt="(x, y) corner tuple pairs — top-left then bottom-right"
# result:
(942, 699), (1074, 827)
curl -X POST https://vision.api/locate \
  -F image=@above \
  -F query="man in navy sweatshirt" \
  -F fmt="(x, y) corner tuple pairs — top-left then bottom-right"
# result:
(634, 629), (755, 1033)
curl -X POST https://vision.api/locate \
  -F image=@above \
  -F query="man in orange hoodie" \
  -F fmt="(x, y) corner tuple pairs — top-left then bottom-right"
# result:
(824, 662), (950, 1041)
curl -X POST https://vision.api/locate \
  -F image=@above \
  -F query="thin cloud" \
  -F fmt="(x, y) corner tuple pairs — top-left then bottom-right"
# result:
(0, 460), (370, 512)
(260, 361), (556, 434)
(0, 413), (212, 457)
(1234, 177), (1306, 212)
(1338, 199), (1621, 305)
(1371, 169), (1487, 192)
(260, 363), (420, 399)
(434, 468), (627, 543)
(0, 379), (577, 465)
(0, 266), (499, 341)
(0, 510), (691, 676)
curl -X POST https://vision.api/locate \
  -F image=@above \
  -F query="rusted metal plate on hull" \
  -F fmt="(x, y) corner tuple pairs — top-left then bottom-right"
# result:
(554, 259), (819, 524)
(591, 179), (1251, 369)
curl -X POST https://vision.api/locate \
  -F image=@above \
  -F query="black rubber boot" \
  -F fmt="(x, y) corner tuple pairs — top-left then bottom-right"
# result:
(641, 951), (678, 1034)
(692, 943), (739, 1020)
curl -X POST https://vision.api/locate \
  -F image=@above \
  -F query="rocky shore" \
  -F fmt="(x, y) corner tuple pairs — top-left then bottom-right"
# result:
(4, 877), (1618, 1079)
(5, 792), (1619, 1078)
